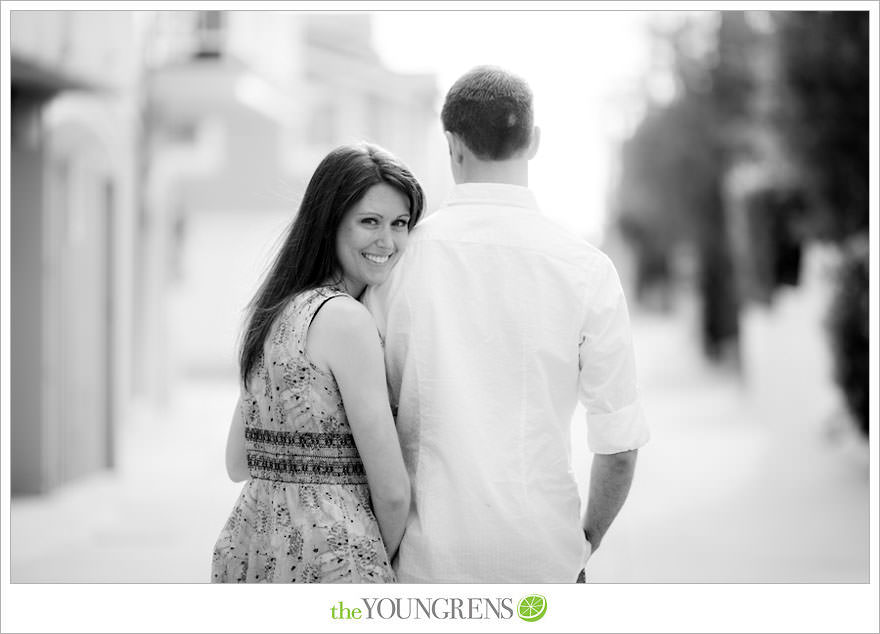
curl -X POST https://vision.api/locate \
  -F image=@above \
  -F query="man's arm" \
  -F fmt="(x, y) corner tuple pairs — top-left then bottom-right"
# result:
(582, 449), (638, 552)
(577, 257), (647, 553)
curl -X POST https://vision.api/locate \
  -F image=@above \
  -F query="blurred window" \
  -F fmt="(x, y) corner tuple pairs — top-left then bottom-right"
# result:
(195, 11), (226, 59)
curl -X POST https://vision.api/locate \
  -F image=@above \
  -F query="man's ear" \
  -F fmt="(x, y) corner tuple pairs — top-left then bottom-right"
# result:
(526, 126), (541, 160)
(445, 131), (464, 165)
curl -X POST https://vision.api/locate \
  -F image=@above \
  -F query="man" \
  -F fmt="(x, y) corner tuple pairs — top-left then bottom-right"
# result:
(365, 66), (649, 583)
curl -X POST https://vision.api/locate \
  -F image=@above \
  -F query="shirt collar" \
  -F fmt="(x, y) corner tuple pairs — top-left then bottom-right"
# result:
(444, 182), (539, 212)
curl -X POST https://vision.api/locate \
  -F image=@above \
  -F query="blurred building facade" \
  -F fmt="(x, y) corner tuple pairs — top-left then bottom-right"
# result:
(145, 12), (442, 216)
(145, 10), (444, 375)
(10, 11), (145, 495)
(10, 10), (444, 496)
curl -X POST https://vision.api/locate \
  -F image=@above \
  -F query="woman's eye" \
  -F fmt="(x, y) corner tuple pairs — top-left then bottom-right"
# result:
(360, 218), (378, 225)
(393, 219), (410, 228)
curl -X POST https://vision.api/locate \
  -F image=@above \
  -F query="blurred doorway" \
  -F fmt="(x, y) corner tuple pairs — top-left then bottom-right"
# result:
(45, 151), (116, 485)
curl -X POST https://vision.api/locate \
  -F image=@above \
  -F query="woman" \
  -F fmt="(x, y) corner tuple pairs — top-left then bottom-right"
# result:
(212, 143), (424, 583)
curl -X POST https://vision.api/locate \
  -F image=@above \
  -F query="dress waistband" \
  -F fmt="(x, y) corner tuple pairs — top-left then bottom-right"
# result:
(244, 427), (367, 485)
(245, 427), (360, 450)
(247, 453), (368, 484)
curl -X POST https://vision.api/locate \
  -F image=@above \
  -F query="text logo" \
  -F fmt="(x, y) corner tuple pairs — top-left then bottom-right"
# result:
(330, 598), (515, 620)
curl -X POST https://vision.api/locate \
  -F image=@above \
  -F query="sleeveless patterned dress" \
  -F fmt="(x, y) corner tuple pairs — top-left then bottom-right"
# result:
(211, 286), (396, 583)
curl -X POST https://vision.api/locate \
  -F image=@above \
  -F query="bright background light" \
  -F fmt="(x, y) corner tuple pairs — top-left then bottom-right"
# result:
(373, 10), (655, 242)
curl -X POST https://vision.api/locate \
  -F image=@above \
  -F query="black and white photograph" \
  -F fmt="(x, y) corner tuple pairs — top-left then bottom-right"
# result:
(2, 3), (877, 633)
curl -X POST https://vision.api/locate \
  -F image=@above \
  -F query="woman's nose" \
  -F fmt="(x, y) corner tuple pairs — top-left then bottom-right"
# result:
(375, 226), (393, 249)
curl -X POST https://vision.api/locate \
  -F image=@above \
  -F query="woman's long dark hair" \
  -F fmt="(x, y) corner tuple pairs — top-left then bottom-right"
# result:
(239, 142), (425, 388)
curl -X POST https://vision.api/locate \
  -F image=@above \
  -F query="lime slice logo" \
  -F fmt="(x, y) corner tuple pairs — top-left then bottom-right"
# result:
(517, 594), (547, 622)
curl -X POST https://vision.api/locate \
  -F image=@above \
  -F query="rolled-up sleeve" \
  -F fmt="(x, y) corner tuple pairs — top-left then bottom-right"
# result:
(578, 256), (649, 454)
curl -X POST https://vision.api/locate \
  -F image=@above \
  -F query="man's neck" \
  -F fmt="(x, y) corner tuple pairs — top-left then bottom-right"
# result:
(458, 159), (529, 187)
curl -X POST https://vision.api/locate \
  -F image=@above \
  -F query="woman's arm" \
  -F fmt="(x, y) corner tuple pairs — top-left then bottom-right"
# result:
(309, 297), (411, 559)
(225, 397), (251, 482)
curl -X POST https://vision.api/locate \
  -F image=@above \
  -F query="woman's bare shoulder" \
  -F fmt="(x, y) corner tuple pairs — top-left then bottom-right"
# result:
(311, 294), (374, 333)
(307, 294), (379, 367)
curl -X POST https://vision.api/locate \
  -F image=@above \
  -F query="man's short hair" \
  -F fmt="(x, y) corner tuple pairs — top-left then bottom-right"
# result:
(441, 66), (534, 161)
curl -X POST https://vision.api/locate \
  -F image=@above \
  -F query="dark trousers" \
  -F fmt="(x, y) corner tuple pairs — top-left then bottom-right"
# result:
(576, 569), (586, 583)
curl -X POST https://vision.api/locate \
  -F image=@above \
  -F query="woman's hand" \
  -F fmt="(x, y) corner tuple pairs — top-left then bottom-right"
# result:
(225, 397), (250, 482)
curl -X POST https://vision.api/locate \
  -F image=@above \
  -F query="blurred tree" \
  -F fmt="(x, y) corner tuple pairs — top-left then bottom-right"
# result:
(614, 10), (869, 431)
(616, 100), (718, 307)
(825, 234), (869, 436)
(737, 186), (808, 304)
(770, 11), (869, 435)
(771, 11), (869, 242)
(615, 12), (759, 363)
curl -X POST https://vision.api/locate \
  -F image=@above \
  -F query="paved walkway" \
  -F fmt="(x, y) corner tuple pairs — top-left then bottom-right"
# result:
(584, 310), (870, 582)
(10, 309), (871, 583)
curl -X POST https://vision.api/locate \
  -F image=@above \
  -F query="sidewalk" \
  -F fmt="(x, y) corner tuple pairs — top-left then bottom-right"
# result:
(584, 309), (870, 582)
(10, 310), (870, 583)
(10, 378), (242, 582)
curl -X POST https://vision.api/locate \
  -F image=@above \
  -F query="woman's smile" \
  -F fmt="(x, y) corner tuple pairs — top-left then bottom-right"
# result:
(363, 252), (393, 265)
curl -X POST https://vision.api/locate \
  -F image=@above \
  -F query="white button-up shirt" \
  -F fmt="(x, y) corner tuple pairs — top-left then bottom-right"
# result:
(364, 182), (649, 583)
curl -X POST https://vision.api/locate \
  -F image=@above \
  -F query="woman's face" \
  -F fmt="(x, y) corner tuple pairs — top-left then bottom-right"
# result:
(335, 182), (412, 297)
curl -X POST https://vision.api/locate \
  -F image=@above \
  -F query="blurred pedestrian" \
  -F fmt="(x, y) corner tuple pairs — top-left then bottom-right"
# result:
(365, 66), (649, 583)
(212, 142), (424, 583)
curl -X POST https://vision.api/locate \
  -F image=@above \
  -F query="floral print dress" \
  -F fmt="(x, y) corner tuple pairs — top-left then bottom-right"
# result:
(212, 286), (396, 583)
